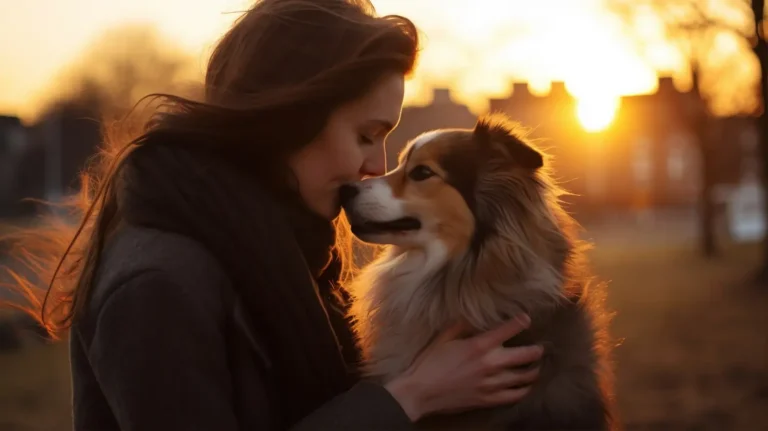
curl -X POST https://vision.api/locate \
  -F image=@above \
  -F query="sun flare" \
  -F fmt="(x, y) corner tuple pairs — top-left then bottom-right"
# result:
(576, 97), (620, 133)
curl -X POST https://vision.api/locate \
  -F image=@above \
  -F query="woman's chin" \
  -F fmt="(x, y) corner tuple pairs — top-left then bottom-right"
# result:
(311, 200), (342, 221)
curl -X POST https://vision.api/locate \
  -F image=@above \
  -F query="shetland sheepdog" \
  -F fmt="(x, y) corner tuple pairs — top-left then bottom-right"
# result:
(340, 113), (616, 430)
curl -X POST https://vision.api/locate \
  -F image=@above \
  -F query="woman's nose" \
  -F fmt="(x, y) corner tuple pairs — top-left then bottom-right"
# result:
(361, 147), (386, 177)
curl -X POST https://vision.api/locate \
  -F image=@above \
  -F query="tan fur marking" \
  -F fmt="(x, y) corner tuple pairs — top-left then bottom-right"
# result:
(389, 133), (476, 257)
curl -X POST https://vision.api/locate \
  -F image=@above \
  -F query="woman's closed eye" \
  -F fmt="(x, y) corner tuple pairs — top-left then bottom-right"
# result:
(359, 134), (374, 145)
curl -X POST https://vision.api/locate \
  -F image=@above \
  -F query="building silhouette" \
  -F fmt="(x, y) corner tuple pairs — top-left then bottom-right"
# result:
(387, 78), (758, 217)
(385, 88), (477, 169)
(0, 116), (29, 217)
(0, 78), (760, 220)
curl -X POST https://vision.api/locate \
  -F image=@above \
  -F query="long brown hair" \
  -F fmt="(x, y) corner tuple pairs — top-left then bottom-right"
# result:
(1, 0), (419, 339)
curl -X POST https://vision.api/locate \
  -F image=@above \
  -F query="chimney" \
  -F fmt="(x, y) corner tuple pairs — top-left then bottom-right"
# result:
(432, 88), (452, 105)
(511, 82), (531, 99)
(550, 81), (567, 98)
(657, 77), (675, 95)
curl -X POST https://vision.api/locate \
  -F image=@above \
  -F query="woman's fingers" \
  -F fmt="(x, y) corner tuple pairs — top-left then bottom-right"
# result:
(389, 316), (543, 418)
(470, 315), (531, 353)
(484, 345), (544, 370)
(407, 320), (472, 371)
(481, 367), (540, 392)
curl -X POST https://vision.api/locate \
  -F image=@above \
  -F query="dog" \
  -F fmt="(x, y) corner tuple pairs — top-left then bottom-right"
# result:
(340, 113), (616, 430)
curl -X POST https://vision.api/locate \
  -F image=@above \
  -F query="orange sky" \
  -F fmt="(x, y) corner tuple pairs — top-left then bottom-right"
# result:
(0, 0), (757, 123)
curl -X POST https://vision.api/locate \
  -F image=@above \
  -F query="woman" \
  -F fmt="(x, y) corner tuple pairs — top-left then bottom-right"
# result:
(7, 0), (544, 429)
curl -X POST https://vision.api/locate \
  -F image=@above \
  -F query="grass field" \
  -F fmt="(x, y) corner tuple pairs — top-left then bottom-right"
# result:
(594, 242), (768, 430)
(1, 240), (767, 430)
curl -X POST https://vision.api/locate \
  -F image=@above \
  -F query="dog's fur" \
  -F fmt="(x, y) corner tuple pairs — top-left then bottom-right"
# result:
(342, 113), (617, 430)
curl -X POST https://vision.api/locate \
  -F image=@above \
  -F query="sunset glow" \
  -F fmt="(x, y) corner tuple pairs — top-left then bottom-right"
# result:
(0, 0), (758, 121)
(577, 97), (620, 133)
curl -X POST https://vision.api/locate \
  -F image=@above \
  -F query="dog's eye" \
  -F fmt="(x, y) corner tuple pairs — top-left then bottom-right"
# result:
(408, 165), (435, 182)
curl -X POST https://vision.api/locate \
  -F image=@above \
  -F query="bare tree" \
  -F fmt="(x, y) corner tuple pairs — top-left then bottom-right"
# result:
(609, 0), (758, 258)
(38, 23), (200, 121)
(31, 24), (200, 197)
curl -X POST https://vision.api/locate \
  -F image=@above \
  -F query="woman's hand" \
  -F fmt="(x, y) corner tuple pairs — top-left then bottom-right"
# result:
(384, 315), (543, 422)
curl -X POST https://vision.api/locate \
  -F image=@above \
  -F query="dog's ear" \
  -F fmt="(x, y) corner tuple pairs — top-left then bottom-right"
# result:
(473, 113), (543, 170)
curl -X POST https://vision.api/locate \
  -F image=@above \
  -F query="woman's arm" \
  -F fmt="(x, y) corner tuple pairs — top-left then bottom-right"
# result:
(83, 270), (415, 430)
(84, 270), (241, 430)
(291, 382), (414, 430)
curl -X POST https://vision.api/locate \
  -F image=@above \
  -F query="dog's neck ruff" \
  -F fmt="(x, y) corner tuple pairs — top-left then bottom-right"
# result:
(348, 237), (566, 380)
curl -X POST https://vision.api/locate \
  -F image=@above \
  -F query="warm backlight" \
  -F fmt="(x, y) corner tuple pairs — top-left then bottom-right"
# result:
(576, 97), (619, 133)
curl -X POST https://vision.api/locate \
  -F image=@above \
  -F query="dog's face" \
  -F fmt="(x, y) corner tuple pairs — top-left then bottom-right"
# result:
(341, 113), (555, 258)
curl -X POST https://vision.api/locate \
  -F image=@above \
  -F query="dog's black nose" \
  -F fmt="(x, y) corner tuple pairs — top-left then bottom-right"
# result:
(338, 184), (359, 207)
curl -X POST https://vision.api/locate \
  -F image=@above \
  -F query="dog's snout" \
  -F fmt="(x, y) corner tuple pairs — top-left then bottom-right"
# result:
(339, 184), (359, 207)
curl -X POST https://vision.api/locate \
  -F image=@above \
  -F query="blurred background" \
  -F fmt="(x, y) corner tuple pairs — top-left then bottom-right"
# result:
(1, 0), (767, 429)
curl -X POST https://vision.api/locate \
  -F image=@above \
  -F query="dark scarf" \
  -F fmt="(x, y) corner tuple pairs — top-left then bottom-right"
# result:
(115, 135), (358, 427)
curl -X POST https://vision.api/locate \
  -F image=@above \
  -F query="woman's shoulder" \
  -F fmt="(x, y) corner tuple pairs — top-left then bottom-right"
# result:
(84, 224), (233, 326)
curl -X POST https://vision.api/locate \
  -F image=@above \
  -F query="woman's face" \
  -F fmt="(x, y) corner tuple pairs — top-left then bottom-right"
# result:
(289, 72), (405, 219)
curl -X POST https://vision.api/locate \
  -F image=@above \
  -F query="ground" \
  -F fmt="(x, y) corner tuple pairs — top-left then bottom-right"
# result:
(595, 242), (768, 430)
(0, 231), (767, 430)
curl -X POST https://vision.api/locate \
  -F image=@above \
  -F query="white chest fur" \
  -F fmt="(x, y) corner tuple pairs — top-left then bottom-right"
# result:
(348, 239), (565, 383)
(348, 241), (450, 382)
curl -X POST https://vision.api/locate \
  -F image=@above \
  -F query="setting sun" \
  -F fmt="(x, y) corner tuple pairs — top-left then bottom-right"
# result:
(576, 97), (620, 133)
